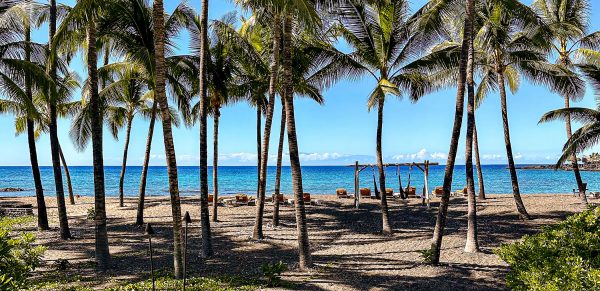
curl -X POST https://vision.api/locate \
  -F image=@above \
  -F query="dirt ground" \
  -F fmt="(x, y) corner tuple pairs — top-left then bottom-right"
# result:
(2, 193), (592, 290)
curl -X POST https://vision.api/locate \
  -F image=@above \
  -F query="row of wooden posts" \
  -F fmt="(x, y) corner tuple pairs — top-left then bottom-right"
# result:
(352, 160), (438, 209)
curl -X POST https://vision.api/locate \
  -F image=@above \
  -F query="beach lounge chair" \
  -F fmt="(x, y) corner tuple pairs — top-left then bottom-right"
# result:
(385, 188), (394, 197)
(360, 188), (371, 198)
(454, 187), (467, 197)
(235, 194), (249, 206)
(272, 193), (285, 203)
(303, 193), (311, 203)
(432, 186), (444, 198)
(336, 188), (349, 198)
(405, 186), (416, 198)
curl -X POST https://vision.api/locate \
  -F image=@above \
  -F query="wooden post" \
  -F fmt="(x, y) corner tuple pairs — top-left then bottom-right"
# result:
(424, 160), (430, 209)
(354, 161), (359, 209)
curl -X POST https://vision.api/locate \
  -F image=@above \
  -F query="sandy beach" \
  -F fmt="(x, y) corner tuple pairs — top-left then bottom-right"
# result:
(2, 193), (593, 290)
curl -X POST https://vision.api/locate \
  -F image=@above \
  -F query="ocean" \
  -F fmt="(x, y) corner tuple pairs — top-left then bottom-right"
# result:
(0, 165), (599, 197)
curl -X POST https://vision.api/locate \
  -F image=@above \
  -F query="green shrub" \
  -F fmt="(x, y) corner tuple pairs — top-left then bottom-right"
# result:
(0, 217), (46, 290)
(496, 206), (600, 291)
(86, 207), (95, 221)
(108, 276), (259, 291)
(261, 261), (288, 287)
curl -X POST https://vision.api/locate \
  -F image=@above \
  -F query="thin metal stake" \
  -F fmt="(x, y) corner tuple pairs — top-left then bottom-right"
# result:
(183, 211), (192, 291)
(145, 223), (155, 291)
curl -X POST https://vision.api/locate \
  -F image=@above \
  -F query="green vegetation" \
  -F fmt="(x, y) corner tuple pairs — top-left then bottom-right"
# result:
(496, 207), (600, 290)
(261, 261), (288, 287)
(109, 276), (260, 291)
(0, 216), (46, 290)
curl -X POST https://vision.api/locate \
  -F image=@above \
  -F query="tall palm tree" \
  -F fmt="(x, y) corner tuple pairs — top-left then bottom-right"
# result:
(0, 0), (50, 230)
(418, 0), (473, 264)
(153, 0), (184, 277)
(540, 63), (600, 168)
(473, 0), (573, 220)
(198, 0), (213, 258)
(335, 0), (433, 235)
(47, 0), (71, 240)
(55, 0), (114, 270)
(533, 0), (600, 204)
(96, 0), (192, 227)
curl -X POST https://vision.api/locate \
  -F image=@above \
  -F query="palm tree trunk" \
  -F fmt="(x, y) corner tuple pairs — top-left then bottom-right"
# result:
(430, 0), (473, 265)
(25, 23), (48, 230)
(48, 0), (70, 240)
(256, 106), (261, 204)
(282, 15), (312, 270)
(474, 122), (485, 200)
(376, 98), (392, 235)
(153, 0), (184, 278)
(273, 100), (286, 227)
(87, 20), (111, 271)
(464, 31), (480, 253)
(58, 142), (75, 205)
(212, 108), (220, 222)
(136, 102), (157, 226)
(254, 15), (281, 240)
(564, 97), (588, 205)
(119, 116), (133, 207)
(497, 69), (530, 220)
(198, 0), (213, 258)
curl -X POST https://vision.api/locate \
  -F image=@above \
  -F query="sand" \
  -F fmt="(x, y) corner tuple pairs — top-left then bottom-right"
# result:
(1, 193), (593, 290)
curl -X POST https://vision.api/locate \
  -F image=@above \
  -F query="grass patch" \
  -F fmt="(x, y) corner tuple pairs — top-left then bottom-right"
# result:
(108, 276), (262, 291)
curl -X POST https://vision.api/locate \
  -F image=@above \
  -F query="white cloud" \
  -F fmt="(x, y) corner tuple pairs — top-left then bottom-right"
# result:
(482, 154), (503, 160)
(430, 152), (447, 159)
(514, 152), (523, 160)
(219, 152), (258, 162)
(298, 152), (346, 161)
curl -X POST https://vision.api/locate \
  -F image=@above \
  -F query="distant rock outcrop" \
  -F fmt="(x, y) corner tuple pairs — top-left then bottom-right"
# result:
(0, 187), (26, 192)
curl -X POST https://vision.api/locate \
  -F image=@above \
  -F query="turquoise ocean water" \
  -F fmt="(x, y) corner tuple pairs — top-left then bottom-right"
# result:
(1, 165), (599, 197)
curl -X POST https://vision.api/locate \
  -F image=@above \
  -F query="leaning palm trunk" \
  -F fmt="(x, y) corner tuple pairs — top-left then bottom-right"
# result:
(473, 122), (485, 200)
(87, 20), (111, 271)
(58, 143), (75, 205)
(497, 68), (530, 220)
(253, 16), (281, 240)
(212, 108), (220, 222)
(564, 97), (588, 205)
(430, 0), (473, 265)
(282, 15), (312, 270)
(153, 0), (184, 278)
(376, 99), (392, 235)
(48, 0), (70, 240)
(136, 102), (157, 226)
(464, 32), (479, 253)
(273, 100), (286, 227)
(198, 0), (213, 258)
(119, 116), (134, 207)
(256, 106), (261, 206)
(26, 24), (48, 230)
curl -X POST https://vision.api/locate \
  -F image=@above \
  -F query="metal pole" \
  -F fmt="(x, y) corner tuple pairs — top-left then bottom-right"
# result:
(183, 211), (191, 291)
(355, 161), (359, 209)
(145, 223), (155, 291)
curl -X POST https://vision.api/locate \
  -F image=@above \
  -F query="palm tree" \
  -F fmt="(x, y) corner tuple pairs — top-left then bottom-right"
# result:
(95, 0), (192, 228)
(47, 0), (71, 240)
(0, 0), (50, 230)
(473, 0), (575, 220)
(198, 0), (214, 258)
(418, 0), (473, 264)
(55, 0), (114, 270)
(540, 64), (600, 170)
(335, 0), (433, 235)
(533, 0), (600, 204)
(153, 0), (184, 277)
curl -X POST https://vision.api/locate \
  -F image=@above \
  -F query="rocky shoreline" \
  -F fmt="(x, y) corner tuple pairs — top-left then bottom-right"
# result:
(0, 187), (26, 192)
(515, 164), (600, 171)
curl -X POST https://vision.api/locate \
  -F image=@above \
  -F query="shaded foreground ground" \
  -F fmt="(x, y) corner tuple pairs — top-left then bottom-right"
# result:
(3, 194), (593, 290)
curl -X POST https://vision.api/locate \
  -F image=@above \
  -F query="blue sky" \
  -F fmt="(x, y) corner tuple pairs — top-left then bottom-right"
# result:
(1, 0), (599, 166)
